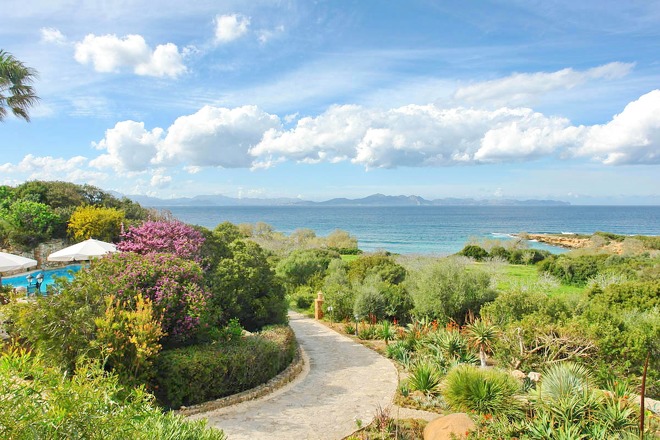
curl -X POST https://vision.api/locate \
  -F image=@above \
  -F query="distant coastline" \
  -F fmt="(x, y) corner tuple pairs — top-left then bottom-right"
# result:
(126, 192), (570, 207)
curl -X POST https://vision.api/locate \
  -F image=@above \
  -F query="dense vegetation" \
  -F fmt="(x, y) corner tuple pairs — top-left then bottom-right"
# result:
(0, 347), (224, 439)
(283, 235), (659, 437)
(0, 181), (295, 437)
(1, 180), (658, 437)
(0, 180), (151, 248)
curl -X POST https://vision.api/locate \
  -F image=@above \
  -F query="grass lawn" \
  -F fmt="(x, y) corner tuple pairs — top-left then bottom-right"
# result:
(496, 264), (585, 296)
(341, 254), (360, 263)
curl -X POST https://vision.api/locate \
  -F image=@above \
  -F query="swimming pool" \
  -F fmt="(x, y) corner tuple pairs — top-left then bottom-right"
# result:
(2, 264), (82, 290)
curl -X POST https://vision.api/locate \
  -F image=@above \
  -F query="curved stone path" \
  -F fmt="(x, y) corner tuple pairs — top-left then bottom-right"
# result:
(190, 311), (400, 439)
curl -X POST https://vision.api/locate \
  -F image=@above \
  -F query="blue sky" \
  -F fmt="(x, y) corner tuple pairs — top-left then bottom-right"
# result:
(1, 0), (659, 204)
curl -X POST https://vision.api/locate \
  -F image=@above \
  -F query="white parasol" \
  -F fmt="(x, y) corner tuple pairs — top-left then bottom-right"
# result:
(0, 251), (38, 272)
(0, 251), (38, 286)
(47, 238), (118, 262)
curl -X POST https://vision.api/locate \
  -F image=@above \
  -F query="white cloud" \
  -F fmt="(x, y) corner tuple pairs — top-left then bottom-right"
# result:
(150, 170), (172, 188)
(0, 154), (107, 183)
(157, 105), (281, 168)
(214, 14), (250, 44)
(40, 27), (67, 44)
(579, 89), (660, 164)
(74, 34), (186, 78)
(86, 90), (660, 174)
(183, 165), (202, 174)
(253, 89), (660, 168)
(0, 154), (87, 173)
(253, 104), (580, 168)
(453, 62), (634, 107)
(257, 25), (285, 44)
(90, 120), (163, 171)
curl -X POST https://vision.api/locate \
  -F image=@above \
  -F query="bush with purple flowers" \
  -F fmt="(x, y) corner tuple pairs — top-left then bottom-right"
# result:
(117, 220), (205, 261)
(84, 252), (209, 345)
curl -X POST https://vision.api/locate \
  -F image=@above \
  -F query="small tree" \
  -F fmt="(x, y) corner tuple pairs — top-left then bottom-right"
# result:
(353, 275), (388, 324)
(407, 258), (496, 325)
(0, 199), (61, 247)
(464, 319), (499, 368)
(67, 205), (125, 242)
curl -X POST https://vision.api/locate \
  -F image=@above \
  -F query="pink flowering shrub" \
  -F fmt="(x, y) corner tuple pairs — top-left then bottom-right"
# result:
(84, 252), (209, 345)
(117, 220), (205, 261)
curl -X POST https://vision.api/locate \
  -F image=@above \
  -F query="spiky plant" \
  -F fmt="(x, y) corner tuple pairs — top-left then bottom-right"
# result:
(464, 319), (499, 368)
(407, 359), (442, 395)
(534, 362), (593, 402)
(442, 364), (523, 417)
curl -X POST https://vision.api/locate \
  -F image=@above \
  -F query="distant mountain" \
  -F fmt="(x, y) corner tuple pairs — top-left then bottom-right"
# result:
(127, 193), (570, 207)
(311, 194), (431, 206)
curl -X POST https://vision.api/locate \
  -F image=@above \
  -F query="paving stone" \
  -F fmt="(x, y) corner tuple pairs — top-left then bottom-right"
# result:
(190, 311), (398, 440)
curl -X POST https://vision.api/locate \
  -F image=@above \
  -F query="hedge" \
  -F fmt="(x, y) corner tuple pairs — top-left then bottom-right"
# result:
(152, 325), (297, 409)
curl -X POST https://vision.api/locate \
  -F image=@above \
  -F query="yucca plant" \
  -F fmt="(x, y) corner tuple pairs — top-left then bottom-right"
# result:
(464, 319), (499, 368)
(377, 320), (396, 345)
(442, 364), (523, 417)
(533, 362), (593, 402)
(424, 328), (472, 362)
(386, 340), (411, 366)
(407, 359), (442, 395)
(526, 363), (641, 439)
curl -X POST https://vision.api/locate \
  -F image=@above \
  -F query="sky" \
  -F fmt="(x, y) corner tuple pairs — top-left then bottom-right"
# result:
(1, 0), (659, 204)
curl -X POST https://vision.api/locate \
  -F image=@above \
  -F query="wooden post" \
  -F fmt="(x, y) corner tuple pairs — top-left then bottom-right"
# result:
(314, 291), (324, 320)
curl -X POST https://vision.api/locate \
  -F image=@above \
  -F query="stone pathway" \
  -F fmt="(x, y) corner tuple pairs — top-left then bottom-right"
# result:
(190, 311), (400, 440)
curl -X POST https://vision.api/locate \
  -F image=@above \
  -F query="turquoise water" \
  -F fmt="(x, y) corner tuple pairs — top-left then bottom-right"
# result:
(164, 205), (659, 255)
(3, 264), (82, 290)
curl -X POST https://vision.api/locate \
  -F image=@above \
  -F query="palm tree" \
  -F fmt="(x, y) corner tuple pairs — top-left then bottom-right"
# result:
(0, 50), (39, 122)
(465, 319), (499, 368)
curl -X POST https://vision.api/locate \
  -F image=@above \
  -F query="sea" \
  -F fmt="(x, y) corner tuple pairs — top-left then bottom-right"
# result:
(163, 205), (660, 255)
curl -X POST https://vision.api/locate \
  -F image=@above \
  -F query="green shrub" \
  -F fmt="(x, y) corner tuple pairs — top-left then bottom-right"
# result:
(407, 359), (442, 395)
(538, 254), (610, 286)
(386, 340), (412, 365)
(480, 289), (573, 325)
(588, 280), (660, 309)
(323, 259), (354, 321)
(489, 246), (510, 261)
(407, 258), (496, 325)
(458, 245), (489, 261)
(152, 325), (296, 408)
(357, 325), (377, 340)
(443, 364), (522, 417)
(292, 286), (315, 309)
(276, 248), (340, 291)
(210, 240), (288, 331)
(353, 275), (388, 322)
(348, 253), (407, 285)
(0, 347), (224, 440)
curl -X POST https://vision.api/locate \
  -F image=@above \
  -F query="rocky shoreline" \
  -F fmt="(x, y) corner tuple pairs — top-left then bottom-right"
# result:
(516, 233), (624, 254)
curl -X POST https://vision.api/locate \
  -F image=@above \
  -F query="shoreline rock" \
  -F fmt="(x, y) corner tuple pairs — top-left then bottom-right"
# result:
(516, 233), (624, 254)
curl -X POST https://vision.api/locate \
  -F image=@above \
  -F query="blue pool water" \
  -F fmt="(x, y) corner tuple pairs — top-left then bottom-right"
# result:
(2, 264), (82, 290)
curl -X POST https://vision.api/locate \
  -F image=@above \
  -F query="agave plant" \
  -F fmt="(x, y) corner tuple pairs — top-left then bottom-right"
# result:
(534, 362), (593, 402)
(407, 359), (442, 395)
(525, 363), (641, 439)
(424, 328), (473, 363)
(442, 364), (523, 417)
